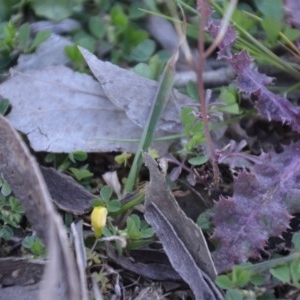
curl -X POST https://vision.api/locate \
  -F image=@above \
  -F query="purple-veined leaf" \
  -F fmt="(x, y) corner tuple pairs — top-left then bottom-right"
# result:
(212, 142), (300, 272)
(230, 51), (300, 132)
(207, 19), (300, 133)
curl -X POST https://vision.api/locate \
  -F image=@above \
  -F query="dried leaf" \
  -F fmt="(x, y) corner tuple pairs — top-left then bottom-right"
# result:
(0, 64), (182, 154)
(0, 66), (170, 154)
(0, 115), (84, 300)
(79, 47), (191, 133)
(143, 153), (222, 300)
(41, 167), (96, 214)
(106, 243), (181, 281)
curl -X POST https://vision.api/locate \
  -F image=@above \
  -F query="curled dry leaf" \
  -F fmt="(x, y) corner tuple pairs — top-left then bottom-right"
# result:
(0, 115), (85, 300)
(143, 153), (223, 300)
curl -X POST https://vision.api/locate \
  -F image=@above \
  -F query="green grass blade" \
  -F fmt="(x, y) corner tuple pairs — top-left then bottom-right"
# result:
(124, 52), (178, 193)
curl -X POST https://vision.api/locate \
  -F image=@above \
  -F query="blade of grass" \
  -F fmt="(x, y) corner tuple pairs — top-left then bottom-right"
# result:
(124, 50), (179, 193)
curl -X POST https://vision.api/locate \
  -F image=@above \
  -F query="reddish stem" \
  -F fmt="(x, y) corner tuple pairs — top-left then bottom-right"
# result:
(197, 0), (220, 186)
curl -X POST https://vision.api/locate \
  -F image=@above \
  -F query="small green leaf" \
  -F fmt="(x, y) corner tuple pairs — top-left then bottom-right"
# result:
(196, 209), (213, 232)
(92, 199), (104, 207)
(111, 5), (128, 28)
(69, 167), (93, 181)
(4, 22), (16, 41)
(262, 17), (282, 44)
(89, 16), (106, 39)
(282, 26), (300, 42)
(225, 289), (243, 300)
(106, 200), (121, 212)
(186, 81), (199, 102)
(124, 27), (148, 47)
(130, 39), (156, 62)
(65, 45), (84, 61)
(232, 266), (252, 287)
(30, 30), (50, 51)
(18, 23), (30, 50)
(65, 45), (86, 71)
(250, 273), (266, 286)
(270, 264), (291, 283)
(140, 227), (154, 238)
(100, 186), (113, 202)
(126, 216), (142, 239)
(0, 98), (10, 115)
(290, 259), (300, 286)
(69, 151), (87, 163)
(188, 156), (208, 166)
(132, 63), (152, 79)
(114, 152), (132, 166)
(215, 275), (235, 289)
(130, 214), (141, 229)
(73, 33), (96, 52)
(132, 55), (164, 80)
(254, 0), (283, 21)
(1, 180), (11, 197)
(217, 87), (240, 114)
(232, 9), (256, 31)
(44, 153), (55, 163)
(31, 0), (72, 21)
(126, 238), (152, 250)
(292, 232), (300, 251)
(128, 2), (146, 19)
(64, 213), (73, 227)
(102, 226), (112, 237)
(22, 236), (46, 256)
(0, 226), (13, 240)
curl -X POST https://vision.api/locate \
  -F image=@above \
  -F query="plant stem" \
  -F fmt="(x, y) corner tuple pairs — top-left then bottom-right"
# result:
(197, 0), (220, 186)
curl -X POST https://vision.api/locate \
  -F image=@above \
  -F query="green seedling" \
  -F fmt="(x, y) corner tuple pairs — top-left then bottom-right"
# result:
(65, 45), (87, 72)
(92, 185), (121, 213)
(215, 232), (300, 298)
(0, 21), (50, 70)
(119, 214), (154, 250)
(22, 236), (46, 256)
(0, 178), (24, 240)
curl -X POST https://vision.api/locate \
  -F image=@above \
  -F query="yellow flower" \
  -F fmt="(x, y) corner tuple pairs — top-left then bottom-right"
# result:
(91, 206), (108, 238)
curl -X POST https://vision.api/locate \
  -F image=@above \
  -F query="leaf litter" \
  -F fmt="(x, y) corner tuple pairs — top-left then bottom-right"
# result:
(0, 47), (193, 154)
(2, 1), (300, 299)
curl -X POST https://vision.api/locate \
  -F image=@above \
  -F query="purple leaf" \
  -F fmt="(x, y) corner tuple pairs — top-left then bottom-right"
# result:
(230, 51), (273, 92)
(206, 18), (300, 132)
(212, 143), (300, 272)
(230, 51), (300, 131)
(206, 19), (237, 58)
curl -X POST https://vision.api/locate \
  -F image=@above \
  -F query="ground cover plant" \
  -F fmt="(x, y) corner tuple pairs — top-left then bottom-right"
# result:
(1, 0), (300, 299)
